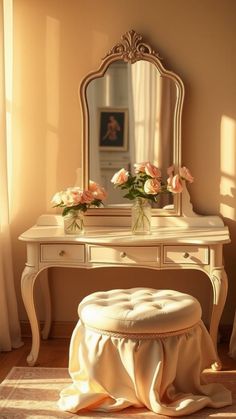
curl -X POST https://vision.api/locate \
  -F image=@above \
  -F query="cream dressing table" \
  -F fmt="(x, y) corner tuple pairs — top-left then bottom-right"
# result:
(19, 30), (230, 368)
(19, 211), (230, 368)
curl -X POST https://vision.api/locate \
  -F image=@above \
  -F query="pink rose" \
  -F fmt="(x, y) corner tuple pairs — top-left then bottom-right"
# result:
(167, 174), (183, 193)
(144, 162), (161, 178)
(89, 180), (98, 192)
(179, 166), (194, 183)
(134, 162), (147, 174)
(144, 178), (161, 195)
(111, 168), (129, 185)
(71, 190), (83, 205)
(80, 190), (94, 204)
(61, 189), (81, 206)
(89, 180), (107, 201)
(51, 191), (63, 206)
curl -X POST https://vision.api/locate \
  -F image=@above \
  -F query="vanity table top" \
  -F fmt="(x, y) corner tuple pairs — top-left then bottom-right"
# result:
(19, 224), (230, 246)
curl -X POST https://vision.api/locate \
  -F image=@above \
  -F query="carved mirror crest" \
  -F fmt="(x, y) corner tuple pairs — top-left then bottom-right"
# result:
(79, 30), (184, 217)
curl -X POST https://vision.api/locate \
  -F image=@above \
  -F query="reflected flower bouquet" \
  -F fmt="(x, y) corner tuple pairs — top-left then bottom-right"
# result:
(111, 162), (194, 202)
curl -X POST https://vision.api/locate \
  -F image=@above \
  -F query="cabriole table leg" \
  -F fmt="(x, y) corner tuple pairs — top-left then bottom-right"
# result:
(21, 266), (40, 366)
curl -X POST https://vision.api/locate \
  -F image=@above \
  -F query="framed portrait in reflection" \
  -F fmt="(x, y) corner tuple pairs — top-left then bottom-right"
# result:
(98, 107), (128, 151)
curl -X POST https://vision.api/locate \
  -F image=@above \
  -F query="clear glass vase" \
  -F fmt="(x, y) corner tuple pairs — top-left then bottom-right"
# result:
(63, 209), (85, 235)
(131, 197), (152, 235)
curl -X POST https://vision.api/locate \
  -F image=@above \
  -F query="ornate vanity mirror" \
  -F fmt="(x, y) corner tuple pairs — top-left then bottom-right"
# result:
(80, 30), (184, 219)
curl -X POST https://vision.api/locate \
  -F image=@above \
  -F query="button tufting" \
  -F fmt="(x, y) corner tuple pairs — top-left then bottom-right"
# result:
(79, 288), (202, 335)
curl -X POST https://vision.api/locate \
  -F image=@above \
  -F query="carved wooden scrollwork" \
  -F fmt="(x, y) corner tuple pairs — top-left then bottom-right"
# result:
(104, 29), (161, 63)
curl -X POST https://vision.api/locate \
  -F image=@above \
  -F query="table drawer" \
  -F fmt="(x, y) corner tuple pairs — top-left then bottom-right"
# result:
(40, 244), (85, 263)
(163, 245), (209, 265)
(88, 246), (160, 265)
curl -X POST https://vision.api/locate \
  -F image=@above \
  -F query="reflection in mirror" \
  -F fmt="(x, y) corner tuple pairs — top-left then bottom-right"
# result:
(87, 60), (177, 208)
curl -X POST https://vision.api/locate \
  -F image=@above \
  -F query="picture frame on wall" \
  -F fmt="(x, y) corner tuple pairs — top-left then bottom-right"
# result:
(98, 107), (128, 151)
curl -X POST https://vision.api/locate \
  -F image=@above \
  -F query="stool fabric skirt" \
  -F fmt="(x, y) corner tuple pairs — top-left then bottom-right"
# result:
(58, 288), (232, 417)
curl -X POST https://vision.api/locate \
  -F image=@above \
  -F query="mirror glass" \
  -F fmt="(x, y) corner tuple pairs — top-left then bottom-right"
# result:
(80, 30), (184, 216)
(87, 61), (177, 208)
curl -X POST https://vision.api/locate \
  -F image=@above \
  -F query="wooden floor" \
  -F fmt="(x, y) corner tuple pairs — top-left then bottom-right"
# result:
(0, 337), (69, 383)
(1, 338), (236, 384)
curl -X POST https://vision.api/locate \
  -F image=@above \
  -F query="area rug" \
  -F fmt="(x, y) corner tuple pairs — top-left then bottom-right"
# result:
(0, 367), (236, 418)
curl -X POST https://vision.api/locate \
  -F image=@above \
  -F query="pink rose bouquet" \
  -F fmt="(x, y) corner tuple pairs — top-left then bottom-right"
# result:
(51, 181), (107, 216)
(111, 162), (193, 203)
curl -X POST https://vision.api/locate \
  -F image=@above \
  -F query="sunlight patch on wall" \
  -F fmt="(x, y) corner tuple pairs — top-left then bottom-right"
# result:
(46, 16), (60, 127)
(46, 16), (60, 209)
(220, 115), (236, 220)
(46, 131), (59, 211)
(220, 176), (235, 219)
(221, 116), (236, 176)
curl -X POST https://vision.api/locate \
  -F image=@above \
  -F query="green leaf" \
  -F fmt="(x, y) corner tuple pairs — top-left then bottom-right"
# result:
(123, 193), (135, 200)
(62, 207), (71, 216)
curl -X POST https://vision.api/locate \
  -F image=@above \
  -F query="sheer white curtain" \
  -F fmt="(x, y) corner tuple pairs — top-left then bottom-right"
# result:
(86, 80), (102, 185)
(129, 61), (157, 165)
(0, 0), (23, 351)
(128, 61), (173, 208)
(128, 61), (172, 170)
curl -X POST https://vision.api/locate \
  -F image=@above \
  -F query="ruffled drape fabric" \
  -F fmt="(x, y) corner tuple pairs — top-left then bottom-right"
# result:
(58, 320), (232, 417)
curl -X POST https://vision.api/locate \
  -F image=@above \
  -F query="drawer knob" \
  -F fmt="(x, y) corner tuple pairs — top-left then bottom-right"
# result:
(183, 252), (190, 259)
(59, 250), (65, 256)
(120, 252), (126, 258)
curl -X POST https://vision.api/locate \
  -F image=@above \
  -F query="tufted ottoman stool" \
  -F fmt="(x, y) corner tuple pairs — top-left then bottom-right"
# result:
(58, 288), (231, 416)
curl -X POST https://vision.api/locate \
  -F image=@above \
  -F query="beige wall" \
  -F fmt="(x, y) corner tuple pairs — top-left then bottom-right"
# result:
(11, 0), (236, 328)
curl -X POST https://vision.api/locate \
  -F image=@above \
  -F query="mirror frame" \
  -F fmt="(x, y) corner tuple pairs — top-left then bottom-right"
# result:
(79, 30), (184, 217)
